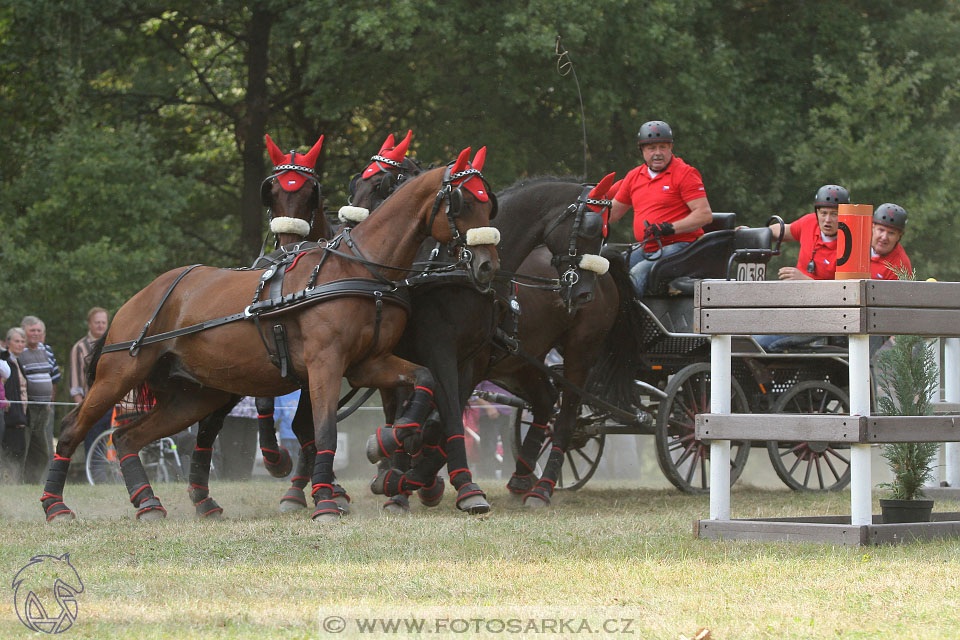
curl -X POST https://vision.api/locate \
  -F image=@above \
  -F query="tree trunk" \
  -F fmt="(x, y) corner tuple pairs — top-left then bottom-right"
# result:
(237, 8), (275, 263)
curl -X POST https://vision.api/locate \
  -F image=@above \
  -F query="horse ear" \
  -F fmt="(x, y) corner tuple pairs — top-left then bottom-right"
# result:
(379, 133), (395, 155)
(303, 135), (324, 168)
(265, 134), (285, 166)
(589, 172), (616, 200)
(394, 129), (413, 158)
(452, 147), (471, 174)
(471, 146), (487, 172)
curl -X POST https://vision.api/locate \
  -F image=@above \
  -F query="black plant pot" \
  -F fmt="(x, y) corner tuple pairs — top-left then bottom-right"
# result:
(879, 498), (934, 524)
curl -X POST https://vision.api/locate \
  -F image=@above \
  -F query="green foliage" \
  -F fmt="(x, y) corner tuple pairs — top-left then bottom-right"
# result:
(875, 333), (939, 500)
(0, 121), (194, 353)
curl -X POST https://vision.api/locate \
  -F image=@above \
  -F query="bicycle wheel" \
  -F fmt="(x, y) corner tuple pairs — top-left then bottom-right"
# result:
(86, 429), (123, 485)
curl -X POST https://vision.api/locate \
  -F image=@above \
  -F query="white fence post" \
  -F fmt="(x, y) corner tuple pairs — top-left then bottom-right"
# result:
(709, 334), (732, 520)
(945, 338), (960, 487)
(849, 334), (872, 526)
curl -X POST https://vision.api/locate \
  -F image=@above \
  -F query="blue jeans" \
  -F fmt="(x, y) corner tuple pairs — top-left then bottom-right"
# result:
(753, 334), (821, 353)
(628, 241), (691, 297)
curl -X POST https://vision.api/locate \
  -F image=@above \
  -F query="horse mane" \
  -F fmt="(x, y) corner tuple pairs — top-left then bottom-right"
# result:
(85, 335), (107, 389)
(584, 249), (645, 410)
(499, 175), (581, 197)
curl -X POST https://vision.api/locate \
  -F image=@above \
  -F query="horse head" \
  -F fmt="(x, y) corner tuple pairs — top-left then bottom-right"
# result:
(262, 134), (329, 246)
(344, 130), (422, 223)
(541, 172), (615, 312)
(427, 146), (499, 285)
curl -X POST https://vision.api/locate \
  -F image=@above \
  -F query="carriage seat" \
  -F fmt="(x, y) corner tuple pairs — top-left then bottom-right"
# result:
(646, 225), (774, 297)
(702, 212), (736, 233)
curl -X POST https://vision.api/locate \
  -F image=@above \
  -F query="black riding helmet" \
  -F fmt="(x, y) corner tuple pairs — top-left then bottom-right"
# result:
(637, 120), (673, 146)
(814, 184), (850, 208)
(874, 203), (907, 231)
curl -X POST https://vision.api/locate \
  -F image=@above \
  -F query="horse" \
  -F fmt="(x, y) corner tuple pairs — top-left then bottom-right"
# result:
(41, 148), (499, 523)
(365, 173), (619, 513)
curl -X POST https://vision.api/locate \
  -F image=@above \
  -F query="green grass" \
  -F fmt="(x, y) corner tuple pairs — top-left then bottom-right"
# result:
(2, 479), (960, 639)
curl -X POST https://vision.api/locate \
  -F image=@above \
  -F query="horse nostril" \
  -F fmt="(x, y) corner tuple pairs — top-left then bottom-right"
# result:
(476, 260), (494, 284)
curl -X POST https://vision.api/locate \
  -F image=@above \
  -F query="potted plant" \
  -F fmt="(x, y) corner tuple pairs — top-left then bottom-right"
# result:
(875, 332), (939, 523)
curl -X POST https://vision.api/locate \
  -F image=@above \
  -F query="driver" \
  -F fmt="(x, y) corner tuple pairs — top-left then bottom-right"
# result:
(608, 120), (713, 297)
(870, 203), (912, 280)
(768, 184), (849, 280)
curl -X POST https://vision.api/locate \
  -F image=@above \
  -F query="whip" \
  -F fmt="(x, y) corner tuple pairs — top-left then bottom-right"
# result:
(555, 35), (588, 179)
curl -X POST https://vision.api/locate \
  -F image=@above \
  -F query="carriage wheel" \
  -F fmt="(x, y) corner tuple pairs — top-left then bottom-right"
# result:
(511, 405), (606, 492)
(86, 429), (123, 485)
(654, 363), (751, 494)
(766, 380), (851, 492)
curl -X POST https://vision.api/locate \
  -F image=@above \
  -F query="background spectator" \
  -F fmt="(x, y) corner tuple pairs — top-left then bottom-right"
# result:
(69, 307), (112, 455)
(1, 328), (28, 483)
(19, 316), (56, 483)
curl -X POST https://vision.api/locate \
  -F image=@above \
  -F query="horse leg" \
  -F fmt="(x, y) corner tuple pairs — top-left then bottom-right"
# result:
(42, 356), (156, 522)
(302, 363), (351, 524)
(349, 355), (435, 497)
(508, 369), (559, 498)
(256, 396), (293, 478)
(429, 366), (489, 513)
(188, 397), (240, 518)
(113, 386), (234, 520)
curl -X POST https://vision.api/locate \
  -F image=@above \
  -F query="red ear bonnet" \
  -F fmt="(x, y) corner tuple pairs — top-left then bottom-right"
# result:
(448, 146), (490, 202)
(265, 134), (323, 192)
(362, 130), (413, 179)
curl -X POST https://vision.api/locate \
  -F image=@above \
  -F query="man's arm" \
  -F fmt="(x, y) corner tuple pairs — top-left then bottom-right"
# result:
(769, 220), (797, 242)
(670, 197), (713, 234)
(608, 199), (631, 224)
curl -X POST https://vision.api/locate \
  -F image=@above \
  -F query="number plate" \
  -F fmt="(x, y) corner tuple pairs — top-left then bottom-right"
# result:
(736, 262), (766, 281)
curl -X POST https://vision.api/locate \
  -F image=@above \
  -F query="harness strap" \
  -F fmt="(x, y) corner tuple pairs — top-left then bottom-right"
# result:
(124, 264), (202, 356)
(102, 278), (411, 354)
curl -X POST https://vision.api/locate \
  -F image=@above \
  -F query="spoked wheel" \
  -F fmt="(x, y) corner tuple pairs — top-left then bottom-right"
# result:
(86, 429), (123, 485)
(512, 404), (606, 492)
(766, 380), (851, 491)
(655, 363), (751, 494)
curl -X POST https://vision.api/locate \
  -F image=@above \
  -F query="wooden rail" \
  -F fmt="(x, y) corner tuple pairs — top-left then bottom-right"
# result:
(693, 279), (960, 545)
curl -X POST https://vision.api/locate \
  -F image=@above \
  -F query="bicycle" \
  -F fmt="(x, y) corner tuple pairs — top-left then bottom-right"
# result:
(85, 428), (185, 486)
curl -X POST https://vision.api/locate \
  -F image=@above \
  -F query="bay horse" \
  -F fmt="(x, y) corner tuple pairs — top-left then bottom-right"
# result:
(366, 174), (619, 513)
(186, 131), (427, 517)
(41, 149), (499, 523)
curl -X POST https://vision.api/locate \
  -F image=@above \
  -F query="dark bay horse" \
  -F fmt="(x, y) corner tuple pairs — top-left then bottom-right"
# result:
(41, 151), (499, 523)
(366, 174), (618, 513)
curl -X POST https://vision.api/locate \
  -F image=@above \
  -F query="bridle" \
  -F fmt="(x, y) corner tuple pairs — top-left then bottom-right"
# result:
(260, 150), (323, 240)
(541, 185), (608, 309)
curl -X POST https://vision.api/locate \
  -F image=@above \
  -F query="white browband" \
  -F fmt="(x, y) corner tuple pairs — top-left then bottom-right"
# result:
(465, 227), (501, 246)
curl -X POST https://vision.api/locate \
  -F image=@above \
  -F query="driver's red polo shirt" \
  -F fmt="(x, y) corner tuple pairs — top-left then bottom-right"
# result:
(790, 212), (837, 280)
(871, 243), (912, 280)
(613, 156), (707, 251)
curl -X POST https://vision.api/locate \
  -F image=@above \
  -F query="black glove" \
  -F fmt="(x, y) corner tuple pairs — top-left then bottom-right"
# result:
(643, 221), (675, 242)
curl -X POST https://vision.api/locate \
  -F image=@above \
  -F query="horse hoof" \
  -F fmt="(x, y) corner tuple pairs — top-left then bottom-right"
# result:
(365, 433), (383, 463)
(370, 469), (387, 495)
(417, 476), (445, 508)
(312, 511), (341, 523)
(523, 493), (550, 509)
(382, 494), (410, 515)
(262, 446), (293, 478)
(506, 473), (537, 496)
(333, 494), (351, 515)
(456, 483), (491, 514)
(137, 508), (166, 521)
(47, 511), (76, 524)
(279, 498), (306, 513)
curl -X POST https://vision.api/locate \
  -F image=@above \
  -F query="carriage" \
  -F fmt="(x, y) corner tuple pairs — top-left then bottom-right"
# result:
(507, 212), (857, 495)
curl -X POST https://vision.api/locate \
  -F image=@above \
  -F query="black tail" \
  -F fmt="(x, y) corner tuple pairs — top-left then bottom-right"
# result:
(85, 335), (107, 389)
(585, 249), (644, 410)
